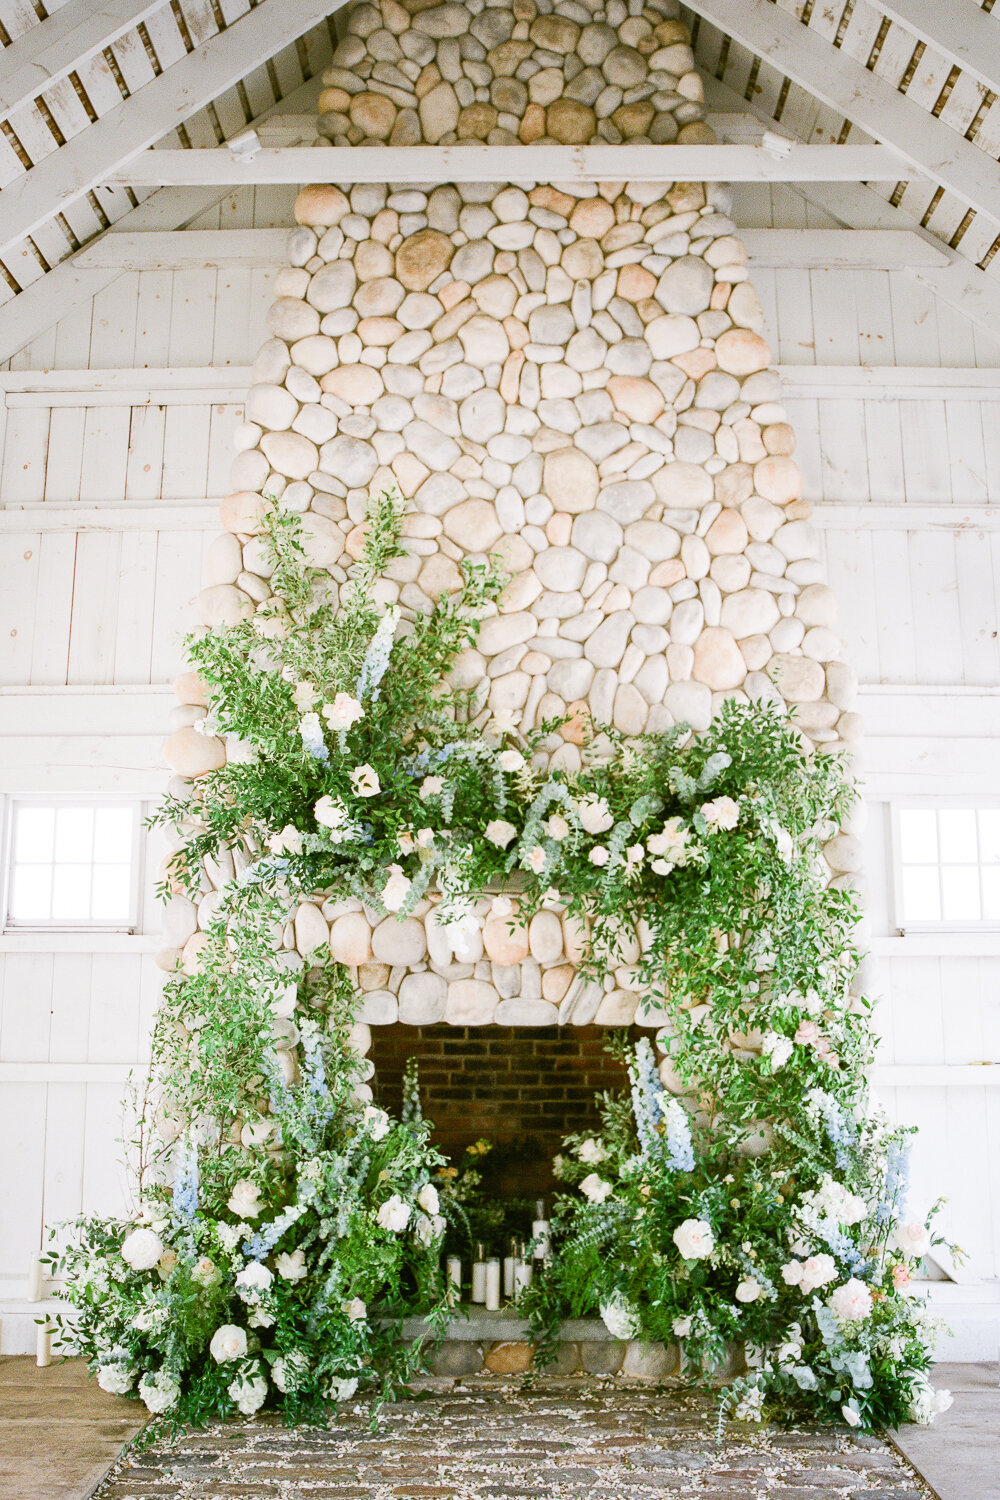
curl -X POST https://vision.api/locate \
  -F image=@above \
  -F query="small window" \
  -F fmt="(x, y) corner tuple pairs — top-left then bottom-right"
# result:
(893, 804), (1000, 929)
(4, 801), (141, 929)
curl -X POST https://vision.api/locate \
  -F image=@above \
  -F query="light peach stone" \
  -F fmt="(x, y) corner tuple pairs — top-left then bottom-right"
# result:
(320, 364), (384, 404)
(692, 627), (747, 690)
(330, 911), (373, 966)
(616, 264), (657, 302)
(763, 422), (796, 456)
(715, 327), (772, 376)
(671, 347), (716, 380)
(542, 964), (575, 1003)
(704, 509), (749, 554)
(483, 912), (530, 964)
(768, 653), (826, 702)
(754, 455), (803, 505)
(349, 91), (396, 140)
(570, 197), (616, 239)
(543, 447), (600, 512)
(164, 727), (226, 778)
(442, 498), (503, 551)
(174, 672), (208, 707)
(396, 229), (452, 291)
(649, 558), (687, 587)
(294, 184), (349, 226)
(607, 375), (664, 424)
(220, 490), (266, 535)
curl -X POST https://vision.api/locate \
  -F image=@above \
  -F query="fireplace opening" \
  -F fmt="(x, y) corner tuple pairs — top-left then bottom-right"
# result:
(369, 1024), (641, 1209)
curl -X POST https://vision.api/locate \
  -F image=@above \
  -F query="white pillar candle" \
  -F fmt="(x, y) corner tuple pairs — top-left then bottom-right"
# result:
(503, 1253), (516, 1299)
(513, 1255), (533, 1302)
(485, 1258), (501, 1312)
(27, 1254), (43, 1303)
(36, 1324), (51, 1368)
(446, 1255), (462, 1295)
(471, 1257), (487, 1304)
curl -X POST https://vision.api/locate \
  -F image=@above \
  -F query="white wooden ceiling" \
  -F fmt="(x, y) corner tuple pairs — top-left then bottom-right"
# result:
(0, 0), (998, 358)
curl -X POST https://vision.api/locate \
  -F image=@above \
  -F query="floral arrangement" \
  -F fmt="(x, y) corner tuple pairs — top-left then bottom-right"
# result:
(526, 1036), (950, 1431)
(51, 488), (948, 1433)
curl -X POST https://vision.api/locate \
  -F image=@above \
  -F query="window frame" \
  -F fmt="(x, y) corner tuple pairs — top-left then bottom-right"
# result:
(889, 798), (1000, 935)
(1, 794), (146, 934)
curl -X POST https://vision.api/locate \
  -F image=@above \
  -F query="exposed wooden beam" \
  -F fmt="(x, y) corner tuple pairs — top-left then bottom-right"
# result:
(0, 78), (321, 362)
(682, 0), (1000, 225)
(701, 75), (1000, 345)
(0, 0), (167, 121)
(0, 0), (339, 261)
(866, 0), (1000, 99)
(71, 224), (946, 271)
(101, 142), (916, 187)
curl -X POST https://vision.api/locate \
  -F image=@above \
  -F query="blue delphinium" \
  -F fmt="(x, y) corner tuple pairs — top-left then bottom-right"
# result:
(172, 1134), (199, 1221)
(876, 1135), (911, 1226)
(298, 712), (328, 761)
(663, 1096), (696, 1172)
(810, 1087), (856, 1172)
(356, 607), (398, 702)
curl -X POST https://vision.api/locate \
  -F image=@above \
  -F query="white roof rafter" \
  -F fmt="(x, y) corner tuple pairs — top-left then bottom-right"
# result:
(0, 0), (167, 123)
(682, 0), (1000, 227)
(865, 0), (1000, 99)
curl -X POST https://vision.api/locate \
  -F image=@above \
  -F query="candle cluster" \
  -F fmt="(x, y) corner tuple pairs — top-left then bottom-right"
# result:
(445, 1199), (551, 1313)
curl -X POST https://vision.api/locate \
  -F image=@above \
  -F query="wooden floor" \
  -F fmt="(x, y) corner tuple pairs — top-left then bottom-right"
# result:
(0, 1357), (145, 1500)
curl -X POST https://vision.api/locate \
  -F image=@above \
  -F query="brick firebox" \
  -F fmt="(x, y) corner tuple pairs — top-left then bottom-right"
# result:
(369, 1024), (641, 1197)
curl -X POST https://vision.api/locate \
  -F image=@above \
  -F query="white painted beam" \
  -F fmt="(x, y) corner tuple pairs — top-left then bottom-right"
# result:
(70, 225), (947, 271)
(867, 0), (1000, 99)
(0, 0), (167, 121)
(701, 75), (1000, 345)
(101, 142), (916, 187)
(0, 0), (339, 261)
(683, 0), (1000, 225)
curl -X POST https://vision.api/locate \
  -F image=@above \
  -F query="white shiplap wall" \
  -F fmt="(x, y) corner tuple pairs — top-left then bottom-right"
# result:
(1, 180), (999, 1345)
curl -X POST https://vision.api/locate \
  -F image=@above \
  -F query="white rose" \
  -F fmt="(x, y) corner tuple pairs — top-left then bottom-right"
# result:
(227, 1180), (262, 1219)
(781, 1259), (804, 1286)
(577, 1138), (608, 1165)
(138, 1369), (181, 1415)
(322, 692), (365, 732)
(545, 813), (570, 841)
(97, 1364), (135, 1395)
(376, 1194), (411, 1232)
(672, 1315), (693, 1337)
(599, 1293), (641, 1340)
(735, 1278), (762, 1303)
(210, 1324), (248, 1363)
(382, 865), (412, 913)
(343, 1297), (367, 1322)
(414, 1212), (442, 1246)
(589, 845), (610, 867)
(579, 1173), (613, 1204)
(673, 1218), (714, 1260)
(229, 1372), (268, 1416)
(271, 1352), (308, 1393)
(328, 1376), (359, 1402)
(314, 794), (349, 830)
(267, 824), (303, 856)
(274, 1249), (307, 1282)
(248, 1308), (274, 1329)
(577, 795), (614, 835)
(417, 1182), (440, 1215)
(526, 845), (547, 874)
(701, 796), (739, 830)
(485, 819), (518, 849)
(829, 1278), (873, 1323)
(892, 1220), (931, 1259)
(292, 680), (317, 708)
(799, 1254), (837, 1293)
(363, 1105), (391, 1141)
(498, 749), (525, 772)
(120, 1228), (165, 1272)
(350, 764), (380, 797)
(235, 1261), (273, 1299)
(419, 776), (443, 800)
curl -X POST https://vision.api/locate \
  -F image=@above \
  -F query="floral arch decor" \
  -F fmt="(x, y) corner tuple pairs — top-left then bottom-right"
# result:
(53, 0), (950, 1439)
(54, 490), (948, 1432)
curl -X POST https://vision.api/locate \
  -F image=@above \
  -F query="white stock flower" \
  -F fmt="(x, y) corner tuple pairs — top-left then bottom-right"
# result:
(235, 1261), (273, 1300)
(485, 819), (517, 849)
(761, 1031), (794, 1069)
(701, 796), (739, 830)
(322, 693), (365, 732)
(579, 1173), (613, 1204)
(363, 1105), (391, 1141)
(248, 1308), (274, 1329)
(97, 1364), (135, 1395)
(527, 845), (548, 874)
(414, 1212), (444, 1246)
(498, 749), (525, 773)
(120, 1229), (165, 1272)
(227, 1180), (262, 1219)
(314, 794), (349, 832)
(892, 1220), (932, 1259)
(229, 1371), (268, 1416)
(382, 865), (412, 913)
(419, 775), (443, 800)
(343, 1297), (367, 1322)
(271, 1352), (308, 1393)
(673, 1218), (715, 1260)
(328, 1376), (359, 1402)
(210, 1325), (248, 1363)
(267, 824), (303, 856)
(829, 1278), (874, 1324)
(275, 1249), (307, 1282)
(908, 1381), (953, 1424)
(577, 795), (613, 835)
(376, 1194), (411, 1232)
(672, 1315), (693, 1337)
(735, 1278), (762, 1303)
(292, 680), (318, 708)
(350, 764), (380, 797)
(138, 1369), (181, 1415)
(417, 1182), (440, 1215)
(577, 1138), (608, 1165)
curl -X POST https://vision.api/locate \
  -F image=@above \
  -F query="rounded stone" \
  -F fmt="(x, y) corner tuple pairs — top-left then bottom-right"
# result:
(613, 683), (648, 736)
(495, 998), (559, 1026)
(419, 80), (460, 143)
(260, 430), (318, 480)
(355, 276), (405, 318)
(824, 834), (864, 874)
(164, 726), (226, 778)
(294, 901), (329, 958)
(602, 44), (646, 86)
(768, 653), (826, 702)
(245, 382), (298, 431)
(654, 461), (714, 508)
(319, 435), (378, 488)
(267, 297), (321, 341)
(692, 627), (747, 691)
(572, 510), (623, 563)
(349, 91), (397, 140)
(664, 679), (712, 730)
(547, 97), (597, 144)
(220, 490), (266, 535)
(483, 912), (530, 964)
(754, 456), (803, 505)
(705, 510), (749, 555)
(656, 257), (715, 315)
(645, 314), (700, 359)
(529, 910), (563, 965)
(294, 185), (350, 226)
(321, 364), (384, 405)
(289, 334), (338, 376)
(607, 375), (664, 424)
(396, 229), (453, 290)
(720, 588), (780, 637)
(330, 911), (373, 966)
(446, 978), (498, 1025)
(544, 447), (599, 513)
(458, 314), (509, 368)
(622, 1342), (677, 1378)
(398, 971), (448, 1024)
(196, 583), (253, 629)
(716, 328), (772, 375)
(372, 917), (427, 965)
(360, 990), (398, 1025)
(442, 498), (503, 551)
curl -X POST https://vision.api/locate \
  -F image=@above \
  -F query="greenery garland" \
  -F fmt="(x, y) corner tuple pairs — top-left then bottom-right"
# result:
(50, 489), (949, 1433)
